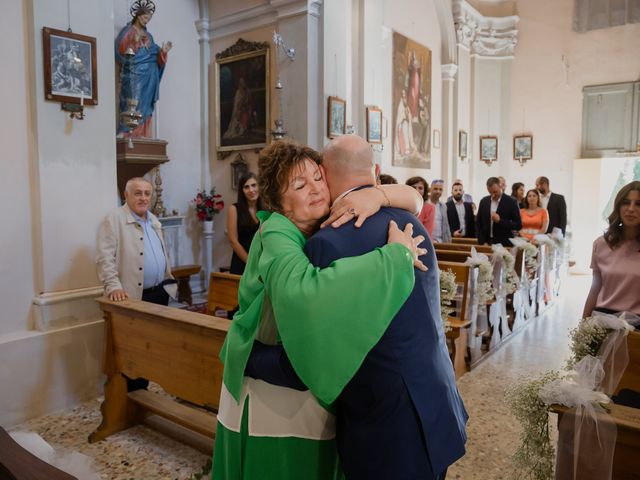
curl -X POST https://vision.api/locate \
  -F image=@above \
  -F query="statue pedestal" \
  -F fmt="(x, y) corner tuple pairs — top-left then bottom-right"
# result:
(116, 138), (169, 199)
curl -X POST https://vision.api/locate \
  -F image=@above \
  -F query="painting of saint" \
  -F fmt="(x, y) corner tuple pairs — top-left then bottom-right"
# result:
(392, 32), (432, 168)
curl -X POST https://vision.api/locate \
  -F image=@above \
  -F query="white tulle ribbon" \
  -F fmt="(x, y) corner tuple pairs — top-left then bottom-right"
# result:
(537, 312), (635, 480)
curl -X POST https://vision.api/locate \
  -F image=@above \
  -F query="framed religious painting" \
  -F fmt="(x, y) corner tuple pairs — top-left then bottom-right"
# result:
(366, 106), (382, 144)
(480, 136), (498, 164)
(392, 31), (432, 168)
(328, 96), (346, 138)
(43, 27), (98, 105)
(459, 130), (468, 158)
(513, 134), (533, 160)
(216, 39), (270, 152)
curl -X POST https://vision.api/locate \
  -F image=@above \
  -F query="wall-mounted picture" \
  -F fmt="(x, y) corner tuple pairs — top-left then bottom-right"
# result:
(513, 134), (533, 160)
(392, 31), (432, 168)
(216, 39), (270, 152)
(459, 130), (468, 158)
(480, 136), (498, 163)
(366, 106), (382, 144)
(328, 96), (346, 138)
(43, 27), (98, 105)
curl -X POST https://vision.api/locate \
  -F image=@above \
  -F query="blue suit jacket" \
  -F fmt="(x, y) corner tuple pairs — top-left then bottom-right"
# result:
(304, 205), (468, 479)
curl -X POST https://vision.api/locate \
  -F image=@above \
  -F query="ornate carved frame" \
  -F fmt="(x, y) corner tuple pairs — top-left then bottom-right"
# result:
(215, 38), (270, 157)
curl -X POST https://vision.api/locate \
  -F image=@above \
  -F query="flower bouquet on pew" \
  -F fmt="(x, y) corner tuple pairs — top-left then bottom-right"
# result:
(193, 188), (224, 221)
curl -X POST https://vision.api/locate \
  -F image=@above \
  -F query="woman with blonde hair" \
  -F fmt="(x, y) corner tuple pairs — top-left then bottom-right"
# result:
(583, 181), (640, 317)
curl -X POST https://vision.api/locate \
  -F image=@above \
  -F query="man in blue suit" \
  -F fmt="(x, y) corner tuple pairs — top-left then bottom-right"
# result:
(304, 135), (468, 479)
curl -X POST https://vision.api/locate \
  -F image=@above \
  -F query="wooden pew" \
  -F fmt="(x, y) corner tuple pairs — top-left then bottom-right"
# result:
(90, 298), (229, 451)
(552, 331), (640, 480)
(206, 272), (241, 316)
(439, 261), (474, 378)
(172, 264), (201, 305)
(451, 237), (479, 245)
(0, 427), (77, 479)
(435, 248), (510, 353)
(436, 242), (493, 254)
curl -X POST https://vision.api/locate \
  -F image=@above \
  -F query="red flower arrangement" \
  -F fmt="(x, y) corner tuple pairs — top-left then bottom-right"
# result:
(193, 188), (224, 221)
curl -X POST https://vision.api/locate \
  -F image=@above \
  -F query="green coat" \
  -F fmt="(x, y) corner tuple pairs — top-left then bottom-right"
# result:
(212, 212), (415, 479)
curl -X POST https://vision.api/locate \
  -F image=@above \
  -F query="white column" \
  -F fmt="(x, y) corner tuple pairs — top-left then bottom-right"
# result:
(441, 64), (458, 187)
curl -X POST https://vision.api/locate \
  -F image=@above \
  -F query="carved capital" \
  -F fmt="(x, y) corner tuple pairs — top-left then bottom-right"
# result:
(441, 63), (458, 81)
(452, 0), (519, 57)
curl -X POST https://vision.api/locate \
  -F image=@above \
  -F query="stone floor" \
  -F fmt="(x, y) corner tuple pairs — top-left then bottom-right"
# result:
(9, 274), (591, 480)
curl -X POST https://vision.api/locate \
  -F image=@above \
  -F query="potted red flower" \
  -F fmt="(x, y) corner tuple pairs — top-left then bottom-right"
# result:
(193, 188), (224, 228)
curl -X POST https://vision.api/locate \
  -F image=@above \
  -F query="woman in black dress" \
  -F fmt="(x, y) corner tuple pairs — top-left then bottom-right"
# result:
(226, 172), (263, 274)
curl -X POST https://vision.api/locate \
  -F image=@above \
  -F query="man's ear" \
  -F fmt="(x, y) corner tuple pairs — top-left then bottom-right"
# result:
(374, 163), (380, 179)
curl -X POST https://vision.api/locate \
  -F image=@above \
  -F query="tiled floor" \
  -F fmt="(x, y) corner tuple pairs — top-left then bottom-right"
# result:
(10, 274), (591, 479)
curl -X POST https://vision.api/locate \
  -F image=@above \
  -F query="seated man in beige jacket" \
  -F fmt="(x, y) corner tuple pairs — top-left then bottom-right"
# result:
(96, 177), (176, 389)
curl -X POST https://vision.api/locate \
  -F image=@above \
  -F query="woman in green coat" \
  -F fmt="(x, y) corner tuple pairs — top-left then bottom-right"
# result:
(212, 141), (425, 479)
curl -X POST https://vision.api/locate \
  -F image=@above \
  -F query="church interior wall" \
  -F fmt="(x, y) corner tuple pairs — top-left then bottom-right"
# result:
(508, 0), (640, 231)
(379, 0), (443, 182)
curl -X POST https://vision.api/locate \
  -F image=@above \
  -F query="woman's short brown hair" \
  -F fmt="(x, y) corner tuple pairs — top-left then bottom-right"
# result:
(258, 140), (322, 213)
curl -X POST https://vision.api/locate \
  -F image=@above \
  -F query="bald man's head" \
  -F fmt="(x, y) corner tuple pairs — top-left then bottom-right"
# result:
(321, 135), (377, 201)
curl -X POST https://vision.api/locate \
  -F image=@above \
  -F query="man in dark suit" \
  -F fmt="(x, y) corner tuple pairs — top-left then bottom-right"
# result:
(535, 176), (567, 234)
(304, 135), (467, 480)
(446, 181), (475, 238)
(476, 176), (522, 246)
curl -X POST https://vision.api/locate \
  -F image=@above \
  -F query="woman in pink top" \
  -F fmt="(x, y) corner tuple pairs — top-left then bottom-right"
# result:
(583, 181), (640, 317)
(519, 189), (549, 240)
(406, 176), (435, 237)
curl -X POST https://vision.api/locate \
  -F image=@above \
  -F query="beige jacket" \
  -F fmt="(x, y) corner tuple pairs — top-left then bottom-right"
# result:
(96, 204), (175, 300)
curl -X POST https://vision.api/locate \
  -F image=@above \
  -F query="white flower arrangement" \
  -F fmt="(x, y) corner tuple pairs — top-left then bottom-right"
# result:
(439, 269), (456, 332)
(492, 245), (519, 295)
(508, 313), (633, 479)
(522, 243), (539, 280)
(464, 248), (495, 304)
(477, 262), (496, 304)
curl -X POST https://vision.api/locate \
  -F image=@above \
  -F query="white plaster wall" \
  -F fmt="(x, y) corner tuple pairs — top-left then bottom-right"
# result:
(379, 0), (443, 183)
(509, 0), (640, 221)
(32, 0), (117, 293)
(0, 0), (36, 336)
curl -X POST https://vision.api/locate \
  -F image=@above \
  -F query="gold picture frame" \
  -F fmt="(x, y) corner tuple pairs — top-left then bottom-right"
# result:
(215, 39), (270, 153)
(327, 96), (346, 138)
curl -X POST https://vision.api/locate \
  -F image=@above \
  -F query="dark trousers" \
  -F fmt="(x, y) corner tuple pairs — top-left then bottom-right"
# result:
(125, 284), (170, 392)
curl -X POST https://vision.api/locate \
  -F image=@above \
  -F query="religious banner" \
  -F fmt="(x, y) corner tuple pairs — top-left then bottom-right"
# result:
(392, 32), (432, 168)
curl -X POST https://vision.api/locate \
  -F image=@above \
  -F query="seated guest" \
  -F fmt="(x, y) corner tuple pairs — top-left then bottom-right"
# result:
(519, 189), (549, 241)
(226, 172), (263, 275)
(406, 176), (435, 238)
(446, 181), (475, 238)
(583, 181), (640, 318)
(378, 173), (398, 184)
(428, 179), (451, 243)
(511, 182), (525, 207)
(476, 177), (522, 246)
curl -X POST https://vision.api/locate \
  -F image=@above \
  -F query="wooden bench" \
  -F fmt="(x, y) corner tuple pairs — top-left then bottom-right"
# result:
(90, 298), (229, 451)
(0, 427), (77, 479)
(451, 237), (479, 245)
(552, 331), (640, 480)
(439, 261), (475, 378)
(436, 242), (493, 254)
(172, 264), (201, 305)
(206, 272), (241, 316)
